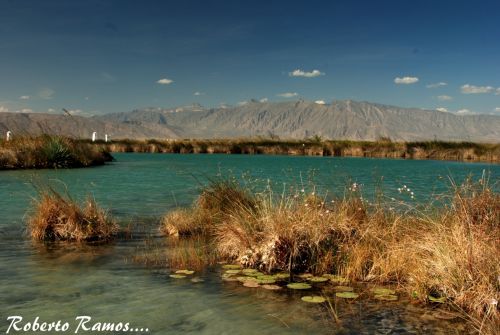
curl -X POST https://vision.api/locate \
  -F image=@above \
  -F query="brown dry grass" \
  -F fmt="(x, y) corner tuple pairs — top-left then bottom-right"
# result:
(28, 190), (118, 242)
(160, 177), (499, 333)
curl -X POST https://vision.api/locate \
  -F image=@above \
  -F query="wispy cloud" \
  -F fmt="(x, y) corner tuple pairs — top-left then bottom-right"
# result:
(394, 76), (419, 84)
(19, 95), (30, 100)
(0, 106), (9, 113)
(495, 107), (500, 112)
(237, 101), (248, 106)
(277, 92), (298, 98)
(101, 72), (116, 82)
(436, 107), (448, 112)
(426, 82), (447, 88)
(461, 84), (494, 94)
(38, 88), (55, 100)
(193, 91), (205, 96)
(289, 69), (324, 78)
(456, 108), (476, 115)
(437, 95), (452, 101)
(315, 100), (326, 105)
(157, 78), (174, 85)
(259, 98), (268, 103)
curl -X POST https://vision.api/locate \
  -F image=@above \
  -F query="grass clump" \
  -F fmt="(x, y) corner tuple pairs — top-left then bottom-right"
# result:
(160, 176), (499, 333)
(27, 189), (118, 242)
(0, 135), (113, 169)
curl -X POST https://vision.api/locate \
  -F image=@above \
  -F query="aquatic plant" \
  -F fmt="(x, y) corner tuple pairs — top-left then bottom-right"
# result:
(335, 292), (359, 299)
(27, 188), (118, 242)
(374, 294), (398, 301)
(287, 283), (312, 290)
(261, 284), (281, 290)
(169, 274), (186, 279)
(175, 269), (195, 275)
(301, 296), (326, 303)
(308, 276), (329, 283)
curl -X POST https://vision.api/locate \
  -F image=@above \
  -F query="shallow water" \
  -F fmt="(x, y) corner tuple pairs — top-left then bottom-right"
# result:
(1, 154), (498, 334)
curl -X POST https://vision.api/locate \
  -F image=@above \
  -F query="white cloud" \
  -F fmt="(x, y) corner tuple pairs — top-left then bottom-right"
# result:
(20, 108), (33, 113)
(237, 101), (248, 106)
(101, 72), (116, 82)
(496, 88), (500, 95)
(456, 108), (476, 115)
(19, 95), (30, 100)
(259, 98), (268, 103)
(48, 108), (56, 113)
(157, 78), (174, 85)
(437, 95), (452, 101)
(84, 97), (90, 100)
(289, 69), (324, 78)
(38, 88), (55, 99)
(495, 107), (500, 112)
(426, 82), (447, 88)
(277, 92), (298, 98)
(193, 91), (205, 96)
(0, 106), (9, 113)
(394, 76), (419, 84)
(315, 100), (326, 105)
(436, 107), (448, 112)
(461, 84), (494, 94)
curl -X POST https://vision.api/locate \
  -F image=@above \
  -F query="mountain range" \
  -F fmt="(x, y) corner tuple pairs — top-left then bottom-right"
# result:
(1, 100), (499, 142)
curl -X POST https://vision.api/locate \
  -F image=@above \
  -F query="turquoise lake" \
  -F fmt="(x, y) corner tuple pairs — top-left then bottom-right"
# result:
(1, 154), (498, 334)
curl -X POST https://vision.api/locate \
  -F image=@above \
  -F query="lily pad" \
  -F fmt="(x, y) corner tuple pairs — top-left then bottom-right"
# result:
(255, 276), (276, 284)
(374, 294), (398, 301)
(428, 295), (446, 303)
(221, 275), (239, 282)
(287, 282), (312, 290)
(261, 284), (282, 290)
(243, 281), (260, 288)
(222, 264), (241, 270)
(273, 272), (290, 280)
(301, 296), (326, 303)
(169, 274), (186, 279)
(244, 271), (265, 277)
(225, 269), (241, 275)
(308, 276), (329, 283)
(175, 269), (195, 275)
(242, 268), (259, 275)
(336, 292), (359, 299)
(236, 276), (258, 283)
(333, 285), (354, 292)
(323, 274), (349, 283)
(370, 287), (396, 295)
(297, 273), (313, 279)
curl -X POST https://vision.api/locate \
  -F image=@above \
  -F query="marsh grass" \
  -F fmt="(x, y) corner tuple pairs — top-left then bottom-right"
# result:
(27, 188), (118, 242)
(0, 135), (112, 169)
(160, 177), (499, 333)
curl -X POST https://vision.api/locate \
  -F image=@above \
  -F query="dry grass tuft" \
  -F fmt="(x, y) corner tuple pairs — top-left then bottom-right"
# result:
(28, 190), (118, 242)
(160, 176), (499, 333)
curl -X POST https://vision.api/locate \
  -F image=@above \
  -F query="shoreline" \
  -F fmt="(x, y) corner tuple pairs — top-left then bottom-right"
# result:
(92, 138), (500, 163)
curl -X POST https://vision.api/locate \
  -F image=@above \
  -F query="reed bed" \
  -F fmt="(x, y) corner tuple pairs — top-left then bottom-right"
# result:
(160, 177), (499, 333)
(27, 189), (118, 242)
(0, 135), (113, 169)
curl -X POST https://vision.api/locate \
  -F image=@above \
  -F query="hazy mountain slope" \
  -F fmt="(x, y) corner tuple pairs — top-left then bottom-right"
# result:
(2, 100), (499, 142)
(99, 100), (500, 141)
(0, 112), (180, 140)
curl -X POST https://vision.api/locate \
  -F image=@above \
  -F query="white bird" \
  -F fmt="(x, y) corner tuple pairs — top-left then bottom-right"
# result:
(92, 132), (97, 142)
(6, 131), (12, 141)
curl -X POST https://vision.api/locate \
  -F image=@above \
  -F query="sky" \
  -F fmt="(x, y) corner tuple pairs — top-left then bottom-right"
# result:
(1, 0), (500, 116)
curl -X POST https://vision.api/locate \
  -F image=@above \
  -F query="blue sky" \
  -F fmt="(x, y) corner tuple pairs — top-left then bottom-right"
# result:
(1, 0), (500, 116)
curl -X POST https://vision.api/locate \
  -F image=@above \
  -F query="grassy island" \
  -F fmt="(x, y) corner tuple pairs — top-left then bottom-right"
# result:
(0, 135), (113, 170)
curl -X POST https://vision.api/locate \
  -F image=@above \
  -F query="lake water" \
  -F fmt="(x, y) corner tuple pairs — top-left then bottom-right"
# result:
(1, 154), (498, 334)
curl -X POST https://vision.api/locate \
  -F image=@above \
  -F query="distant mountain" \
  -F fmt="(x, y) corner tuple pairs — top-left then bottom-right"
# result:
(1, 100), (499, 142)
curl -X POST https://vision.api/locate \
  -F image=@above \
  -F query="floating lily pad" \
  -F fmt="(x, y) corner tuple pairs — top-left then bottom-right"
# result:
(273, 272), (290, 280)
(191, 277), (204, 283)
(244, 271), (265, 277)
(236, 276), (258, 283)
(301, 296), (326, 303)
(336, 292), (359, 299)
(221, 275), (239, 282)
(323, 274), (349, 283)
(255, 276), (276, 284)
(297, 273), (313, 279)
(225, 269), (241, 275)
(261, 284), (282, 290)
(308, 276), (329, 283)
(370, 287), (396, 295)
(374, 294), (398, 301)
(175, 269), (195, 275)
(169, 274), (186, 279)
(242, 268), (259, 275)
(222, 264), (241, 270)
(243, 281), (260, 288)
(287, 282), (312, 290)
(428, 295), (446, 303)
(333, 286), (354, 292)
